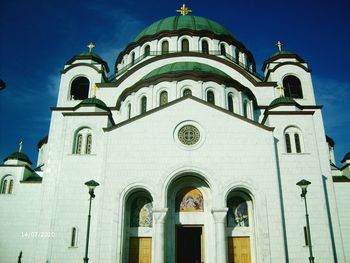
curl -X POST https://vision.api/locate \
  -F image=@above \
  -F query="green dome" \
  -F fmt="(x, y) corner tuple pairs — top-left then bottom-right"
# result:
(79, 97), (109, 111)
(135, 15), (234, 41)
(269, 96), (296, 107)
(4, 152), (32, 165)
(269, 50), (296, 58)
(142, 62), (232, 81)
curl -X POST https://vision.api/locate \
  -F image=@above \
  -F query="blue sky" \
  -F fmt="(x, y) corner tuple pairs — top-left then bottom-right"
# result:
(0, 0), (349, 166)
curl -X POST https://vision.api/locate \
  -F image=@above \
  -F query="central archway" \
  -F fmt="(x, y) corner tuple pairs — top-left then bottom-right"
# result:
(165, 174), (213, 263)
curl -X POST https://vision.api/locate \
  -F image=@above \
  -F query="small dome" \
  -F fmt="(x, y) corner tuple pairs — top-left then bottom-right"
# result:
(4, 152), (32, 165)
(142, 62), (232, 81)
(135, 15), (234, 41)
(262, 50), (306, 71)
(269, 50), (297, 58)
(341, 152), (350, 163)
(65, 52), (110, 73)
(79, 97), (109, 111)
(269, 96), (296, 107)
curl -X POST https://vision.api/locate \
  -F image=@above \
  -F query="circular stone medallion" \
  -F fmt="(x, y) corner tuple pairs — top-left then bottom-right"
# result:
(178, 125), (200, 145)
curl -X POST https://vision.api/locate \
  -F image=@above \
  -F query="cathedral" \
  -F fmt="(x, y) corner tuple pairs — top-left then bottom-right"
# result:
(1, 5), (350, 263)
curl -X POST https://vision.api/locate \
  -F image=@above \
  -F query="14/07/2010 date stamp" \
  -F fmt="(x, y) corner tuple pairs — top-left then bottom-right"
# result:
(21, 232), (55, 238)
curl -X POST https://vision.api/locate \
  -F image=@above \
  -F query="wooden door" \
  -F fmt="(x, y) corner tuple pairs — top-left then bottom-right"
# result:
(129, 237), (152, 263)
(228, 237), (251, 263)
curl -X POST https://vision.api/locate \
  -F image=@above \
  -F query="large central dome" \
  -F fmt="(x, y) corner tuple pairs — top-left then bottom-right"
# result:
(135, 15), (234, 41)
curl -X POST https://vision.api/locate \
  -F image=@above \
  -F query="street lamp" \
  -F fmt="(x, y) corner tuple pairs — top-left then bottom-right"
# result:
(83, 180), (99, 263)
(296, 179), (314, 263)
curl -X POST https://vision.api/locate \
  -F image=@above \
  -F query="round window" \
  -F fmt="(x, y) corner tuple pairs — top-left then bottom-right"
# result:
(178, 125), (200, 145)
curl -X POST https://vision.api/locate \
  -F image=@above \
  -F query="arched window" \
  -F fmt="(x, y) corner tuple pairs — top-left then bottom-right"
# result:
(140, 96), (147, 114)
(159, 91), (168, 106)
(295, 133), (301, 153)
(127, 103), (131, 119)
(144, 45), (150, 56)
(207, 90), (215, 104)
(183, 89), (192, 97)
(228, 93), (234, 113)
(75, 134), (83, 154)
(175, 187), (204, 212)
(181, 39), (189, 52)
(235, 49), (240, 63)
(130, 197), (153, 227)
(130, 52), (135, 65)
(70, 227), (77, 247)
(202, 40), (209, 54)
(284, 126), (304, 153)
(285, 133), (292, 153)
(70, 77), (89, 100)
(73, 127), (92, 154)
(220, 44), (226, 56)
(227, 196), (249, 227)
(283, 75), (303, 98)
(1, 175), (14, 194)
(85, 134), (92, 154)
(243, 101), (248, 117)
(161, 41), (169, 54)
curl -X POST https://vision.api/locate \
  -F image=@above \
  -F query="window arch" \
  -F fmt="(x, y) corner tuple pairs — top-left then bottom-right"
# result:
(175, 187), (204, 212)
(283, 75), (303, 98)
(183, 88), (192, 97)
(159, 90), (168, 106)
(181, 39), (189, 52)
(73, 127), (93, 154)
(220, 44), (226, 56)
(140, 96), (147, 114)
(207, 90), (215, 104)
(1, 175), (14, 194)
(70, 77), (89, 100)
(161, 41), (169, 54)
(228, 93), (234, 113)
(284, 126), (304, 153)
(202, 40), (209, 54)
(144, 45), (150, 56)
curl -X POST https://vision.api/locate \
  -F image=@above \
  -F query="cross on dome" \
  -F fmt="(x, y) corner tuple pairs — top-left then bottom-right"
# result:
(92, 83), (98, 98)
(176, 4), (192, 16)
(87, 42), (95, 53)
(19, 141), (23, 152)
(276, 41), (283, 52)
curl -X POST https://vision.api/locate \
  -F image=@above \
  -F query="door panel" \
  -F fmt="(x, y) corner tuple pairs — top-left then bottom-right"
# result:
(228, 237), (251, 263)
(129, 237), (152, 263)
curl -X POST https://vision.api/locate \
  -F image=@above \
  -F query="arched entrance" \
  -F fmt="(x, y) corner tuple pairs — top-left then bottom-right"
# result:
(226, 190), (254, 263)
(165, 174), (213, 263)
(122, 189), (153, 263)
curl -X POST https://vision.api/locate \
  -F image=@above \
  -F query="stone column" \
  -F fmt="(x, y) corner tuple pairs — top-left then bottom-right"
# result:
(212, 208), (229, 263)
(153, 208), (168, 263)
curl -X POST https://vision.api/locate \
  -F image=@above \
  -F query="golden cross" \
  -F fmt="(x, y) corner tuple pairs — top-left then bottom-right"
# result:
(92, 83), (98, 98)
(276, 83), (285, 97)
(19, 141), (23, 152)
(87, 42), (95, 53)
(276, 41), (283, 52)
(176, 4), (192, 16)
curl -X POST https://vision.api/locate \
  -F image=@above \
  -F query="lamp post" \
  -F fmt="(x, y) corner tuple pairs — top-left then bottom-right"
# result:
(83, 180), (99, 263)
(296, 179), (314, 263)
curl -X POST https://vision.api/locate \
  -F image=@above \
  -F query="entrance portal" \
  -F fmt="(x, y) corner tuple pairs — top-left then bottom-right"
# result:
(176, 226), (202, 263)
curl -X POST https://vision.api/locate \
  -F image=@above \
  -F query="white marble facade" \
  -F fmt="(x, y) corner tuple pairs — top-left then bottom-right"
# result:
(1, 14), (350, 263)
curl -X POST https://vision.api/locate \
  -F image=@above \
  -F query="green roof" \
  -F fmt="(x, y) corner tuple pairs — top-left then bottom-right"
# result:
(66, 52), (110, 73)
(269, 96), (296, 107)
(142, 62), (232, 81)
(135, 15), (234, 41)
(269, 50), (296, 58)
(79, 97), (109, 111)
(4, 152), (32, 165)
